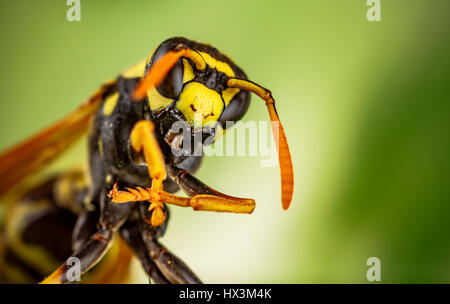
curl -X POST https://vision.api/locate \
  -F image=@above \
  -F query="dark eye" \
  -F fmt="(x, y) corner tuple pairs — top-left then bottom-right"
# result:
(149, 46), (184, 99)
(218, 90), (250, 128)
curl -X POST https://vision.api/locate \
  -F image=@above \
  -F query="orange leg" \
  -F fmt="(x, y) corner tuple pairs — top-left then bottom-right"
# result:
(127, 120), (167, 226)
(109, 183), (255, 214)
(109, 120), (255, 226)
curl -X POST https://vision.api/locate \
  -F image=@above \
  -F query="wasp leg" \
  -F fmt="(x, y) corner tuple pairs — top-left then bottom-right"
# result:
(110, 183), (255, 214)
(110, 120), (255, 221)
(129, 120), (166, 191)
(137, 204), (202, 284)
(139, 227), (202, 284)
(119, 211), (169, 284)
(168, 166), (254, 201)
(169, 166), (256, 212)
(40, 192), (134, 284)
(109, 166), (255, 214)
(144, 239), (203, 284)
(40, 227), (113, 284)
(71, 211), (98, 252)
(119, 206), (201, 284)
(125, 120), (167, 226)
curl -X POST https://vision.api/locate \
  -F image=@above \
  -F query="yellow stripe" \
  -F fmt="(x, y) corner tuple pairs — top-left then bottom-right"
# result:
(182, 59), (195, 83)
(120, 59), (146, 78)
(148, 87), (174, 111)
(222, 87), (240, 107)
(5, 200), (61, 275)
(103, 93), (119, 116)
(199, 52), (235, 77)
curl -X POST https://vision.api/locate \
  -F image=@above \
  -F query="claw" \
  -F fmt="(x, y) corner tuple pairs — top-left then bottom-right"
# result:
(108, 182), (140, 203)
(109, 182), (167, 226)
(148, 204), (166, 227)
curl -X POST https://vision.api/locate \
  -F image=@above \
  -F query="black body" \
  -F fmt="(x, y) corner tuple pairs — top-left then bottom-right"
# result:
(0, 37), (253, 283)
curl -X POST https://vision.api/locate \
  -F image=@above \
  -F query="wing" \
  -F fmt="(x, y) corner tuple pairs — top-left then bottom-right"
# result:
(0, 81), (116, 197)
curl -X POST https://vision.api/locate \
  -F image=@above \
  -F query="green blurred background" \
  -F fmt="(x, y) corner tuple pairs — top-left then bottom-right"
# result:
(1, 0), (449, 283)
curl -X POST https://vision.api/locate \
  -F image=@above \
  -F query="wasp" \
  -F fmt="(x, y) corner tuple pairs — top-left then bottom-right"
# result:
(0, 37), (294, 284)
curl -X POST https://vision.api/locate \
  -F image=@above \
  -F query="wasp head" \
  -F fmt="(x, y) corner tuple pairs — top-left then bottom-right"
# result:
(135, 37), (251, 152)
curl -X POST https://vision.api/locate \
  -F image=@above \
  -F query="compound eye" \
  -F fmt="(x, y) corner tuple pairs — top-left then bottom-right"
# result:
(150, 46), (184, 99)
(218, 90), (250, 128)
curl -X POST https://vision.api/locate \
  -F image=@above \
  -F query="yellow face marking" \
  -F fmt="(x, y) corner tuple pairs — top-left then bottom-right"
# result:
(182, 59), (195, 83)
(209, 120), (227, 142)
(176, 82), (224, 126)
(143, 49), (239, 114)
(132, 48), (174, 112)
(199, 52), (235, 77)
(197, 52), (240, 106)
(103, 92), (119, 116)
(148, 87), (174, 111)
(222, 87), (240, 106)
